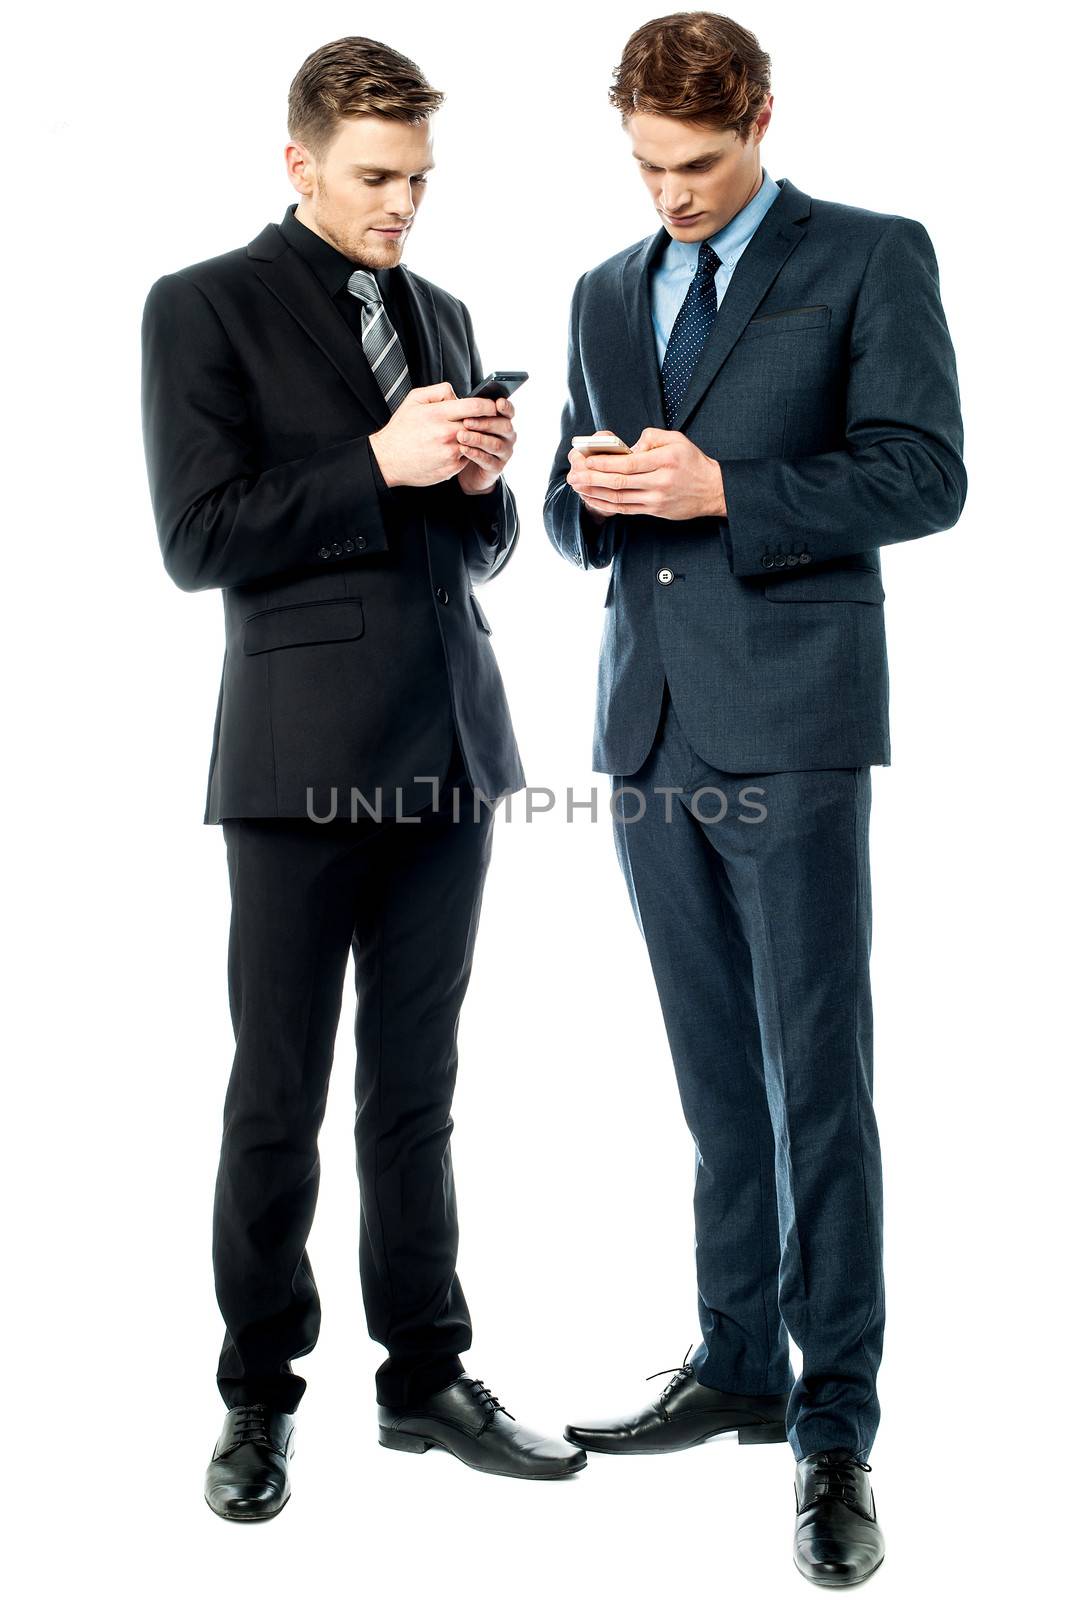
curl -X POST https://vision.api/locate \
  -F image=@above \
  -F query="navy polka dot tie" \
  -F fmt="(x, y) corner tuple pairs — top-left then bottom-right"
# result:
(660, 240), (722, 428)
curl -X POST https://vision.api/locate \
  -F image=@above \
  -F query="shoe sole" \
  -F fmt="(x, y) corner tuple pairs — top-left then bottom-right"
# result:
(563, 1418), (788, 1453)
(379, 1425), (587, 1480)
(792, 1553), (885, 1587)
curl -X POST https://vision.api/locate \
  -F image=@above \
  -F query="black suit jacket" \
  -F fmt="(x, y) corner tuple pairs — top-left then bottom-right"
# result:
(141, 212), (525, 821)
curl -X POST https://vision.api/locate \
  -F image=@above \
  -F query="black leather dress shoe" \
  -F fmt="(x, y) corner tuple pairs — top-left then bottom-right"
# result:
(204, 1401), (295, 1521)
(378, 1373), (587, 1480)
(793, 1447), (885, 1586)
(563, 1352), (789, 1454)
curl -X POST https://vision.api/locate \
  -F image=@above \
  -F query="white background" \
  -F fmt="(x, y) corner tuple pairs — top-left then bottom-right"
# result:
(6, 1), (1061, 1594)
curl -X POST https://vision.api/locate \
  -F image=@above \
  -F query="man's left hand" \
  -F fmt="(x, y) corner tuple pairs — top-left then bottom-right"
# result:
(456, 396), (517, 495)
(568, 427), (727, 520)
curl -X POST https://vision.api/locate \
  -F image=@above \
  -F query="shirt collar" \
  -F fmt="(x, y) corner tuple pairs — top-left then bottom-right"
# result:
(279, 201), (389, 298)
(661, 166), (779, 272)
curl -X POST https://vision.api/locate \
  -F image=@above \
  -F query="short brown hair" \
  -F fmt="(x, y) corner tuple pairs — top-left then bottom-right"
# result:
(288, 36), (445, 160)
(609, 12), (771, 141)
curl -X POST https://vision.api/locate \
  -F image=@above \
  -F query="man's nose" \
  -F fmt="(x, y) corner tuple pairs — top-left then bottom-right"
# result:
(661, 187), (693, 212)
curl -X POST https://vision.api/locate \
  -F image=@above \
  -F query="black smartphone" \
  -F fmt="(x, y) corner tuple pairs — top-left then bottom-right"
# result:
(469, 370), (528, 401)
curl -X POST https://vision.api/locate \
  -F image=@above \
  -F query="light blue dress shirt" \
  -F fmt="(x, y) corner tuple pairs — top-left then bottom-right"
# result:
(650, 166), (781, 365)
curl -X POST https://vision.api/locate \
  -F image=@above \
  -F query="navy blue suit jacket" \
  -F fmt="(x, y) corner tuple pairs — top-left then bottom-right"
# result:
(544, 175), (966, 773)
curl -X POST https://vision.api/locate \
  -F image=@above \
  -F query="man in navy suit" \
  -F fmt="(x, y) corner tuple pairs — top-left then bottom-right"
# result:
(544, 13), (964, 1585)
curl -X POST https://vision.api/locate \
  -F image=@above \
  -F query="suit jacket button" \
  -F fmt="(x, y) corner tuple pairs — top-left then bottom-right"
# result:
(798, 552), (812, 564)
(436, 586), (449, 604)
(774, 553), (787, 567)
(355, 534), (368, 550)
(657, 567), (674, 584)
(319, 546), (332, 559)
(332, 541), (343, 555)
(343, 538), (355, 553)
(761, 554), (774, 568)
(786, 553), (799, 566)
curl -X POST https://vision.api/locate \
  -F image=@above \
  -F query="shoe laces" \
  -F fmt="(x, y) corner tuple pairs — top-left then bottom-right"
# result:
(644, 1343), (695, 1402)
(231, 1401), (272, 1447)
(465, 1377), (514, 1421)
(809, 1452), (872, 1502)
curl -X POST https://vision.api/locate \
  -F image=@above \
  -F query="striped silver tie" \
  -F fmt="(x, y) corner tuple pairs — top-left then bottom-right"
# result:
(345, 269), (412, 412)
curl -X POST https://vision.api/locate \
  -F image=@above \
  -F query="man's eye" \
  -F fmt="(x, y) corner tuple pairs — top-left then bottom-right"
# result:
(641, 162), (716, 173)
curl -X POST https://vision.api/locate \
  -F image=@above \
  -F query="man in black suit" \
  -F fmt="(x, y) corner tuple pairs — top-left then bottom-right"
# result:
(544, 12), (965, 1586)
(141, 35), (585, 1518)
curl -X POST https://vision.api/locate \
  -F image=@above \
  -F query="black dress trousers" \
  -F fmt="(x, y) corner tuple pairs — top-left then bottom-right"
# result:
(213, 734), (495, 1411)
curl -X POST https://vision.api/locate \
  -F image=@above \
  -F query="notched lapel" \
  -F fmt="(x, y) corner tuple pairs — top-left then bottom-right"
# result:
(622, 234), (668, 434)
(247, 223), (392, 427)
(620, 177), (814, 438)
(401, 269), (444, 388)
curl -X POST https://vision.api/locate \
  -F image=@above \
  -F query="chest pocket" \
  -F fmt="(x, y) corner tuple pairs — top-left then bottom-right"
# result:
(740, 304), (832, 340)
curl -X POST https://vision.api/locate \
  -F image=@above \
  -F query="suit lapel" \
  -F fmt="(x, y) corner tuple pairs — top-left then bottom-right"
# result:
(246, 223), (443, 424)
(399, 267), (444, 387)
(622, 230), (669, 432)
(621, 176), (813, 436)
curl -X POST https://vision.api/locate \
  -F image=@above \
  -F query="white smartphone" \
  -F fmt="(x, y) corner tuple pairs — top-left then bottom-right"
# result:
(572, 432), (631, 455)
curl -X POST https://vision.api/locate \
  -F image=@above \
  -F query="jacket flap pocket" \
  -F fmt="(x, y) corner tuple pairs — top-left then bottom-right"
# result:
(242, 597), (365, 654)
(470, 592), (492, 634)
(764, 568), (885, 603)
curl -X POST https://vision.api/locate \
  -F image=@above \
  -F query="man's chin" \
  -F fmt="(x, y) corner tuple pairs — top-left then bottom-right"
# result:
(361, 236), (406, 266)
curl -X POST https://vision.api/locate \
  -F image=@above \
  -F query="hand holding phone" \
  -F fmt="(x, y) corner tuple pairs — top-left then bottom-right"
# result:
(567, 430), (632, 526)
(371, 381), (512, 488)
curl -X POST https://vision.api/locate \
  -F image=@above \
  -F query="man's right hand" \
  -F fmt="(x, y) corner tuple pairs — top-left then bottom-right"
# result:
(369, 383), (502, 489)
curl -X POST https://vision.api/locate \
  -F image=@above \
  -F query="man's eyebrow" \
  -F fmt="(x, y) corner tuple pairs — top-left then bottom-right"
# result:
(631, 151), (722, 167)
(348, 162), (436, 175)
